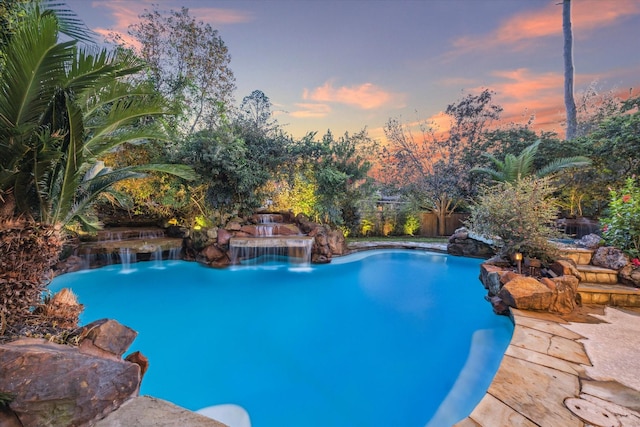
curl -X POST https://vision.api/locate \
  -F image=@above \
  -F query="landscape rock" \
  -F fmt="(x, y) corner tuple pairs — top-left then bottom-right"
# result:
(575, 233), (602, 249)
(206, 228), (218, 240)
(618, 265), (640, 288)
(448, 227), (468, 242)
(55, 255), (85, 274)
(94, 396), (227, 427)
(216, 228), (232, 246)
(550, 259), (581, 278)
(77, 318), (138, 360)
(479, 263), (506, 296)
(225, 221), (242, 231)
(0, 338), (140, 427)
(548, 275), (580, 314)
(498, 276), (554, 311)
(200, 244), (226, 263)
(125, 351), (149, 378)
(327, 229), (346, 256)
(591, 246), (629, 270)
(447, 227), (495, 258)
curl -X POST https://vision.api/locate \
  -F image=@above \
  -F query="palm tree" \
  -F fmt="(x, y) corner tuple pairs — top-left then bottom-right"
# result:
(470, 140), (591, 183)
(0, 4), (195, 230)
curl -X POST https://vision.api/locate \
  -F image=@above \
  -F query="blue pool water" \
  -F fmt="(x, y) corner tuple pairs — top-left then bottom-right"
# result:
(49, 250), (513, 427)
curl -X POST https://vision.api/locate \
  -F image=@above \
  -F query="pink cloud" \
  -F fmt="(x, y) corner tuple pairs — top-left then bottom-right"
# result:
(87, 2), (253, 47)
(303, 81), (405, 110)
(451, 0), (640, 54)
(290, 103), (332, 118)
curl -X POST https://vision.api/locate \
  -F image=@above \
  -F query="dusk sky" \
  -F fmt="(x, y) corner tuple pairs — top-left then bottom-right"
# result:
(65, 0), (640, 141)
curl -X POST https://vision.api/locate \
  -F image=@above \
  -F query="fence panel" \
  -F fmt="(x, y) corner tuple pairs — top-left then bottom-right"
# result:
(419, 212), (469, 237)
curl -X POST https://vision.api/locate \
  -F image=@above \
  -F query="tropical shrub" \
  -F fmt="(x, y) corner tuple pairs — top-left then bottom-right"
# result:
(465, 176), (560, 262)
(602, 177), (640, 258)
(0, 5), (194, 230)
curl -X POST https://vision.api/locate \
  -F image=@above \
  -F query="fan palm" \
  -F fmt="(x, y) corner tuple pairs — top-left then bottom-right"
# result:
(470, 140), (591, 183)
(0, 4), (195, 230)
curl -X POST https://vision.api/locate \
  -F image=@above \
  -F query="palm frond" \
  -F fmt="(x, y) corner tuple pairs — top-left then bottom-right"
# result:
(124, 164), (198, 181)
(469, 166), (505, 182)
(535, 156), (592, 178)
(40, 1), (96, 45)
(0, 12), (74, 132)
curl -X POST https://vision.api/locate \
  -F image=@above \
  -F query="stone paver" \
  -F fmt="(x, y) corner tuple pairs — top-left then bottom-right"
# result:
(455, 306), (640, 427)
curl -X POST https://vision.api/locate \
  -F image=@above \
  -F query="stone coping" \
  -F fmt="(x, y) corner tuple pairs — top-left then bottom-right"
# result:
(455, 306), (640, 426)
(346, 240), (448, 253)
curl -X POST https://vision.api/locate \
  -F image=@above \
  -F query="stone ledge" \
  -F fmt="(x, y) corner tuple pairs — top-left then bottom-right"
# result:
(577, 264), (618, 274)
(93, 396), (228, 427)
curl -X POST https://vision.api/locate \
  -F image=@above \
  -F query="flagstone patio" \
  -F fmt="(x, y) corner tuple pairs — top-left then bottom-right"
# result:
(455, 306), (640, 426)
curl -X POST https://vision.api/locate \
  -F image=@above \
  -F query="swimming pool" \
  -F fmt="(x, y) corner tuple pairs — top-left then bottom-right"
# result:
(49, 250), (513, 426)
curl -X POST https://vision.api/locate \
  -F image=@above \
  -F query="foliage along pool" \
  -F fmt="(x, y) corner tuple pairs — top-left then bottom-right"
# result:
(49, 249), (513, 427)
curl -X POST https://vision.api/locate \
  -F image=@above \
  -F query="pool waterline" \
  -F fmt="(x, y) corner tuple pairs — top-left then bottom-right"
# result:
(50, 249), (513, 426)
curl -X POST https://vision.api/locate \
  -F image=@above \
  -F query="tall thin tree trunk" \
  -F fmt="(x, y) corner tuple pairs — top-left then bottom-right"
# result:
(563, 0), (577, 140)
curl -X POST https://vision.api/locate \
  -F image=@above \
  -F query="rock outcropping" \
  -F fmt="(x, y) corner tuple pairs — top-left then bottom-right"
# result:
(447, 227), (495, 258)
(184, 211), (347, 268)
(481, 260), (581, 314)
(0, 319), (144, 427)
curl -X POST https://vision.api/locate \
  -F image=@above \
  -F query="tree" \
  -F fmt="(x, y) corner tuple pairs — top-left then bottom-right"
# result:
(271, 129), (377, 229)
(383, 89), (502, 235)
(470, 140), (591, 183)
(0, 4), (195, 230)
(465, 176), (560, 262)
(563, 0), (577, 140)
(239, 90), (277, 132)
(127, 6), (235, 136)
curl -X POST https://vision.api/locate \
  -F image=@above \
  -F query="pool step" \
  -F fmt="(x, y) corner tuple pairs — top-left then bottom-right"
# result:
(578, 282), (640, 307)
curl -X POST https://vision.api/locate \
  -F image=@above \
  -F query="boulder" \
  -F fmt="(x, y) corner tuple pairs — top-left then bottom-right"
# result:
(479, 263), (506, 296)
(489, 296), (510, 315)
(446, 228), (494, 258)
(550, 259), (581, 278)
(618, 265), (640, 288)
(327, 229), (346, 256)
(448, 227), (468, 242)
(225, 221), (242, 231)
(0, 338), (140, 427)
(591, 246), (629, 270)
(125, 351), (149, 378)
(498, 276), (554, 311)
(77, 318), (138, 360)
(548, 275), (580, 314)
(216, 228), (232, 246)
(206, 227), (218, 240)
(575, 233), (602, 249)
(55, 255), (85, 274)
(199, 245), (226, 263)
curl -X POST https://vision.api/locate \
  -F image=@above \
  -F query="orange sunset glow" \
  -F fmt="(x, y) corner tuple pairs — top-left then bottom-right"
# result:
(66, 0), (640, 142)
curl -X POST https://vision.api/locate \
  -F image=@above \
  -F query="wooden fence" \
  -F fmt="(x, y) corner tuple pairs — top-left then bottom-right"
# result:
(419, 212), (469, 237)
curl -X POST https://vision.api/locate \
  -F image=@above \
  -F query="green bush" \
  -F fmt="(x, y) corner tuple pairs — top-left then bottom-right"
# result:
(403, 215), (421, 236)
(602, 177), (640, 258)
(465, 176), (559, 262)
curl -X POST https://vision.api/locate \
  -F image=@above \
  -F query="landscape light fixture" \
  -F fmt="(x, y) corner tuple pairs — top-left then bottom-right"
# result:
(513, 252), (523, 274)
